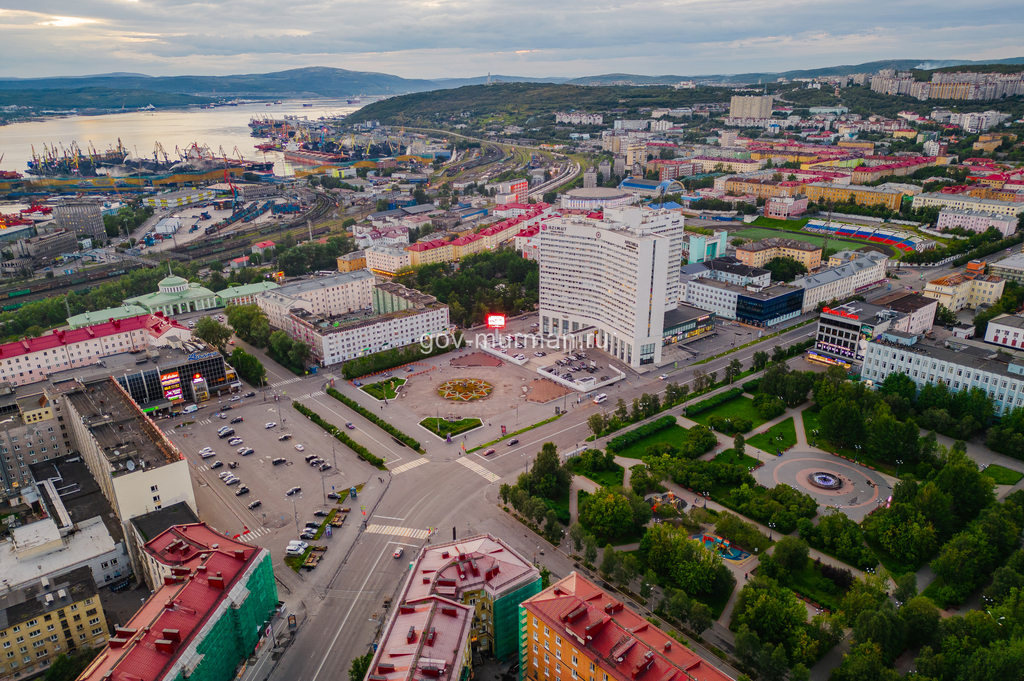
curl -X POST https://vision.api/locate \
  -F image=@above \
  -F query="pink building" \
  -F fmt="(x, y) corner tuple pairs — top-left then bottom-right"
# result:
(766, 196), (809, 219)
(937, 209), (1017, 237)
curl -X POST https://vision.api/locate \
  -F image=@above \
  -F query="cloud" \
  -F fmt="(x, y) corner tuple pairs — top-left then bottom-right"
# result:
(0, 0), (1021, 78)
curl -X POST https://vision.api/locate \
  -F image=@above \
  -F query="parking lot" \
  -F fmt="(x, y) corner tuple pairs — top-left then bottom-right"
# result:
(165, 392), (379, 555)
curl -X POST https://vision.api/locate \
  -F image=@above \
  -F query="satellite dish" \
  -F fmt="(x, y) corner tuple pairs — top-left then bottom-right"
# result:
(126, 460), (136, 471)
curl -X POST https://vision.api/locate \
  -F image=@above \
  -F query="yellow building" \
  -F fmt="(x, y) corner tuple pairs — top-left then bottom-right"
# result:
(0, 566), (109, 680)
(691, 157), (763, 173)
(521, 573), (734, 681)
(912, 193), (1024, 217)
(923, 272), (1006, 312)
(406, 238), (454, 267)
(803, 182), (907, 210)
(736, 237), (822, 269)
(336, 250), (366, 272)
(838, 140), (875, 151)
(450, 233), (487, 259)
(892, 129), (918, 139)
(723, 179), (801, 199)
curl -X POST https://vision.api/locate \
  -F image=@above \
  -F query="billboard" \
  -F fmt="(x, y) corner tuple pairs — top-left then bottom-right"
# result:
(160, 371), (183, 401)
(486, 314), (506, 329)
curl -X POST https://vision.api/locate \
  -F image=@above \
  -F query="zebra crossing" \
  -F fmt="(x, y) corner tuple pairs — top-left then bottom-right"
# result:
(457, 457), (500, 482)
(195, 464), (210, 472)
(295, 391), (325, 401)
(365, 524), (430, 540)
(195, 418), (214, 426)
(389, 458), (428, 475)
(272, 377), (304, 388)
(235, 527), (272, 543)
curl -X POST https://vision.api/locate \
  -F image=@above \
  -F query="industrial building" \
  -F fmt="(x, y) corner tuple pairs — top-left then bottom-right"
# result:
(12, 229), (78, 264)
(141, 189), (216, 209)
(368, 534), (540, 681)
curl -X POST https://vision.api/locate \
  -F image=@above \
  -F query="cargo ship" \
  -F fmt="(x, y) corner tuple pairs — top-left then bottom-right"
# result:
(283, 146), (347, 166)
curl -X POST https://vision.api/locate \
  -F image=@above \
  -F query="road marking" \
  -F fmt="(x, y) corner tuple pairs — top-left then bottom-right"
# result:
(389, 458), (428, 475)
(375, 515), (406, 521)
(295, 390), (326, 401)
(235, 527), (271, 542)
(196, 465), (209, 472)
(272, 377), (303, 387)
(364, 524), (430, 539)
(457, 457), (500, 482)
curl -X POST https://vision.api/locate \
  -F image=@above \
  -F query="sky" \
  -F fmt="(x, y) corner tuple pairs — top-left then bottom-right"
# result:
(0, 0), (1022, 80)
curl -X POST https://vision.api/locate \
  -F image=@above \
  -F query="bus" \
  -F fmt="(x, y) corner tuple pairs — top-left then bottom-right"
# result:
(805, 351), (851, 370)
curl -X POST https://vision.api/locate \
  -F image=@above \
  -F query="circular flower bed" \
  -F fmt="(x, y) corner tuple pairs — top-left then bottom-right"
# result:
(438, 379), (493, 401)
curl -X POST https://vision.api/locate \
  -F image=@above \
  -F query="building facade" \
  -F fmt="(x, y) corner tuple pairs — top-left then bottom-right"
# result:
(735, 237), (822, 269)
(216, 281), (280, 307)
(537, 208), (683, 368)
(984, 315), (1024, 349)
(923, 272), (1005, 312)
(336, 250), (367, 272)
(256, 270), (375, 330)
(124, 274), (219, 317)
(814, 302), (904, 364)
(0, 566), (108, 681)
(936, 209), (1017, 237)
(730, 95), (773, 119)
(365, 245), (412, 277)
(991, 253), (1024, 284)
(13, 230), (78, 264)
(794, 252), (888, 312)
(681, 230), (726, 264)
(803, 183), (907, 210)
(912, 192), (1024, 217)
(765, 196), (809, 219)
(873, 290), (938, 335)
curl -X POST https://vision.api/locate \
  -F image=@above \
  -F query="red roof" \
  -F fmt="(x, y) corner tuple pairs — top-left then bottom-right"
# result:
(80, 524), (261, 681)
(407, 238), (450, 252)
(524, 573), (733, 681)
(0, 314), (186, 360)
(450, 234), (483, 246)
(253, 240), (275, 248)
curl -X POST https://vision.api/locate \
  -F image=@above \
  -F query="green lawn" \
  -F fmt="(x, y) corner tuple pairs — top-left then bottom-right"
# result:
(577, 464), (625, 489)
(419, 417), (482, 438)
(982, 464), (1024, 486)
(747, 417), (798, 456)
(751, 216), (810, 231)
(689, 396), (767, 430)
(714, 448), (762, 468)
(734, 228), (863, 250)
(361, 377), (406, 401)
(615, 424), (691, 460)
(284, 547), (312, 572)
(802, 407), (900, 477)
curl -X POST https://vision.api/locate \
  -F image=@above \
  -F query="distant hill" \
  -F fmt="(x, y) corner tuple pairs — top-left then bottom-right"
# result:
(431, 75), (569, 88)
(0, 67), (439, 98)
(0, 87), (211, 110)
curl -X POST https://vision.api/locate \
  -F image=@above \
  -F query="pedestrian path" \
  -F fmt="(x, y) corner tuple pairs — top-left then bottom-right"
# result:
(365, 524), (430, 540)
(296, 391), (325, 401)
(272, 377), (304, 388)
(389, 458), (428, 475)
(457, 457), (500, 482)
(235, 527), (272, 543)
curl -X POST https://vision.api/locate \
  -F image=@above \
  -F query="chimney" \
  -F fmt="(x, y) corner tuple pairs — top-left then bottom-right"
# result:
(426, 628), (436, 647)
(154, 639), (175, 654)
(162, 629), (181, 642)
(209, 573), (225, 590)
(406, 626), (416, 643)
(234, 550), (246, 560)
(376, 663), (396, 674)
(108, 638), (128, 649)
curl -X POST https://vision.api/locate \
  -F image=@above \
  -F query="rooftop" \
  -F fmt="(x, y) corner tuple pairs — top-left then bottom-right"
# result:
(821, 300), (905, 326)
(919, 192), (1024, 209)
(873, 290), (939, 313)
(216, 281), (280, 299)
(0, 517), (117, 591)
(66, 378), (182, 473)
(564, 187), (632, 199)
(987, 314), (1024, 330)
(737, 237), (821, 253)
(701, 258), (770, 279)
(272, 270), (374, 297)
(0, 314), (186, 361)
(65, 305), (150, 329)
(795, 253), (886, 289)
(872, 334), (1024, 382)
(131, 502), (199, 544)
(29, 455), (124, 544)
(375, 282), (437, 307)
(664, 303), (714, 327)
(522, 572), (733, 681)
(807, 182), (905, 195)
(0, 566), (97, 630)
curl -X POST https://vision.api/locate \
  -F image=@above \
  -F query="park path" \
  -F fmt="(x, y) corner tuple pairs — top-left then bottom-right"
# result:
(568, 475), (599, 525)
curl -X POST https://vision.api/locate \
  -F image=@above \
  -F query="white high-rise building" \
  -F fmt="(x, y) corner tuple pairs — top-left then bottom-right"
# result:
(537, 207), (683, 368)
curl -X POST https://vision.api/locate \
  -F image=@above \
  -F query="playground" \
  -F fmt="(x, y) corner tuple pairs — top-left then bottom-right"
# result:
(692, 533), (751, 562)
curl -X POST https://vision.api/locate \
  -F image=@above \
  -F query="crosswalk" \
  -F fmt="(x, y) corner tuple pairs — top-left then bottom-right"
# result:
(196, 418), (213, 426)
(235, 527), (272, 543)
(195, 464), (210, 472)
(457, 457), (500, 482)
(365, 524), (430, 540)
(295, 391), (325, 401)
(272, 377), (304, 388)
(389, 458), (428, 475)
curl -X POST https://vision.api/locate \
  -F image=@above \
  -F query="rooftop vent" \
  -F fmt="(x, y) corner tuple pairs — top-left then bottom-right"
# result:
(406, 626), (416, 644)
(154, 639), (175, 654)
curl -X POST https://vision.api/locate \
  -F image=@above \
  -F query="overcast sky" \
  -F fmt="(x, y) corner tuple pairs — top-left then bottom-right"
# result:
(1, 1), (1021, 80)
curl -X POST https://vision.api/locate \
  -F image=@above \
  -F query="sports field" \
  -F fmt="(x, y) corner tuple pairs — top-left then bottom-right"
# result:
(732, 228), (865, 250)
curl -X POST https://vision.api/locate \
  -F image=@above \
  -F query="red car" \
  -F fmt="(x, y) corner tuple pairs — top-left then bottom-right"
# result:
(484, 448), (496, 456)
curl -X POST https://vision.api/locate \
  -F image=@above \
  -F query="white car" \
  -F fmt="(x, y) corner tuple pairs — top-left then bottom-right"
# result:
(265, 422), (277, 429)
(228, 438), (243, 446)
(218, 471), (232, 479)
(200, 451), (216, 459)
(295, 444), (305, 452)
(198, 447), (213, 455)
(659, 374), (668, 380)
(230, 396), (241, 402)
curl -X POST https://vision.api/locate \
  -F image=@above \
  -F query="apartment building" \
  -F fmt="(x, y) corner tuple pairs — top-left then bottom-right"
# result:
(793, 252), (888, 312)
(991, 253), (1024, 284)
(368, 534), (539, 681)
(983, 315), (1024, 349)
(256, 270), (375, 329)
(519, 573), (733, 681)
(861, 333), (1024, 416)
(53, 203), (105, 241)
(735, 237), (822, 269)
(555, 112), (603, 125)
(537, 207), (683, 368)
(923, 272), (1005, 312)
(803, 183), (907, 210)
(723, 178), (801, 199)
(873, 290), (939, 335)
(0, 566), (108, 681)
(729, 95), (773, 119)
(336, 250), (367, 273)
(765, 196), (809, 219)
(365, 245), (413, 277)
(912, 193), (1024, 217)
(936, 209), (1018, 236)
(690, 157), (764, 173)
(81, 525), (277, 681)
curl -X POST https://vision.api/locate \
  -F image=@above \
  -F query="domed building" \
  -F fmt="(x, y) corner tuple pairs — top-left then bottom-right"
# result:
(125, 268), (218, 317)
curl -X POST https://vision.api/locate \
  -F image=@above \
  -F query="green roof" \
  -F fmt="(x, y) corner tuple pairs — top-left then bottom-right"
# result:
(66, 305), (148, 329)
(216, 281), (280, 300)
(125, 283), (217, 307)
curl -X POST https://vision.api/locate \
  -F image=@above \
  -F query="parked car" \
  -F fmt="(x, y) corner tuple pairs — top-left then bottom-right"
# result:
(228, 437), (243, 446)
(659, 374), (668, 380)
(240, 448), (255, 456)
(295, 444), (305, 452)
(210, 460), (223, 469)
(230, 416), (244, 424)
(319, 463), (332, 471)
(201, 451), (216, 459)
(248, 500), (262, 509)
(534, 352), (545, 357)
(300, 531), (316, 540)
(327, 493), (341, 500)
(265, 422), (277, 429)
(199, 447), (213, 455)
(286, 486), (302, 496)
(218, 429), (235, 439)
(272, 458), (287, 466)
(314, 510), (329, 517)
(217, 426), (231, 434)
(225, 477), (241, 486)
(235, 486), (249, 496)
(229, 461), (239, 469)
(305, 521), (320, 530)
(230, 396), (241, 402)
(219, 413), (228, 419)
(507, 439), (519, 446)
(218, 471), (232, 480)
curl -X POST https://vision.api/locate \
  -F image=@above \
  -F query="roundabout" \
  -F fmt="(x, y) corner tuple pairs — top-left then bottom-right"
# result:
(437, 378), (493, 401)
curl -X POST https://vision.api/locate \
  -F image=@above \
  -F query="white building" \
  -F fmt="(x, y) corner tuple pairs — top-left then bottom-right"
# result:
(365, 245), (413, 277)
(793, 252), (888, 312)
(684, 278), (741, 320)
(912, 193), (1024, 217)
(256, 270), (375, 330)
(536, 207), (683, 368)
(984, 315), (1024, 349)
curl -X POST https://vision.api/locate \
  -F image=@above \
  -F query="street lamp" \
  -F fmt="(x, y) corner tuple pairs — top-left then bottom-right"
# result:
(702, 491), (709, 508)
(768, 522), (776, 540)
(854, 445), (861, 464)
(896, 459), (904, 477)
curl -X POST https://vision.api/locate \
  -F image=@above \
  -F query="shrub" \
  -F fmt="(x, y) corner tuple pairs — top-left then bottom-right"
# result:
(684, 388), (742, 416)
(753, 393), (787, 420)
(607, 415), (677, 453)
(341, 331), (464, 379)
(326, 387), (422, 451)
(707, 415), (753, 434)
(293, 401), (386, 467)
(742, 380), (760, 394)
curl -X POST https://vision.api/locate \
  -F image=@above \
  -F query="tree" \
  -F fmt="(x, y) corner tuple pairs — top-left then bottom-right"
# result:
(688, 601), (713, 637)
(640, 568), (657, 599)
(600, 544), (620, 580)
(732, 577), (807, 648)
(853, 601), (906, 662)
(583, 534), (598, 565)
(568, 522), (586, 553)
(771, 345), (787, 363)
(499, 483), (512, 505)
(349, 652), (374, 681)
(725, 358), (743, 384)
(44, 648), (101, 681)
(771, 536), (810, 575)
(829, 643), (901, 681)
(763, 256), (808, 283)
(587, 413), (607, 436)
(580, 489), (635, 540)
(901, 596), (941, 649)
(752, 351), (770, 372)
(734, 433), (746, 460)
(878, 371), (918, 402)
(893, 572), (918, 604)
(936, 303), (958, 326)
(193, 316), (232, 352)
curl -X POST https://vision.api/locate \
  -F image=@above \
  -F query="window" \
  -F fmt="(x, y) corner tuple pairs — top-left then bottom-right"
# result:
(85, 609), (96, 617)
(572, 656), (578, 666)
(28, 631), (39, 639)
(90, 628), (102, 636)
(555, 636), (561, 646)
